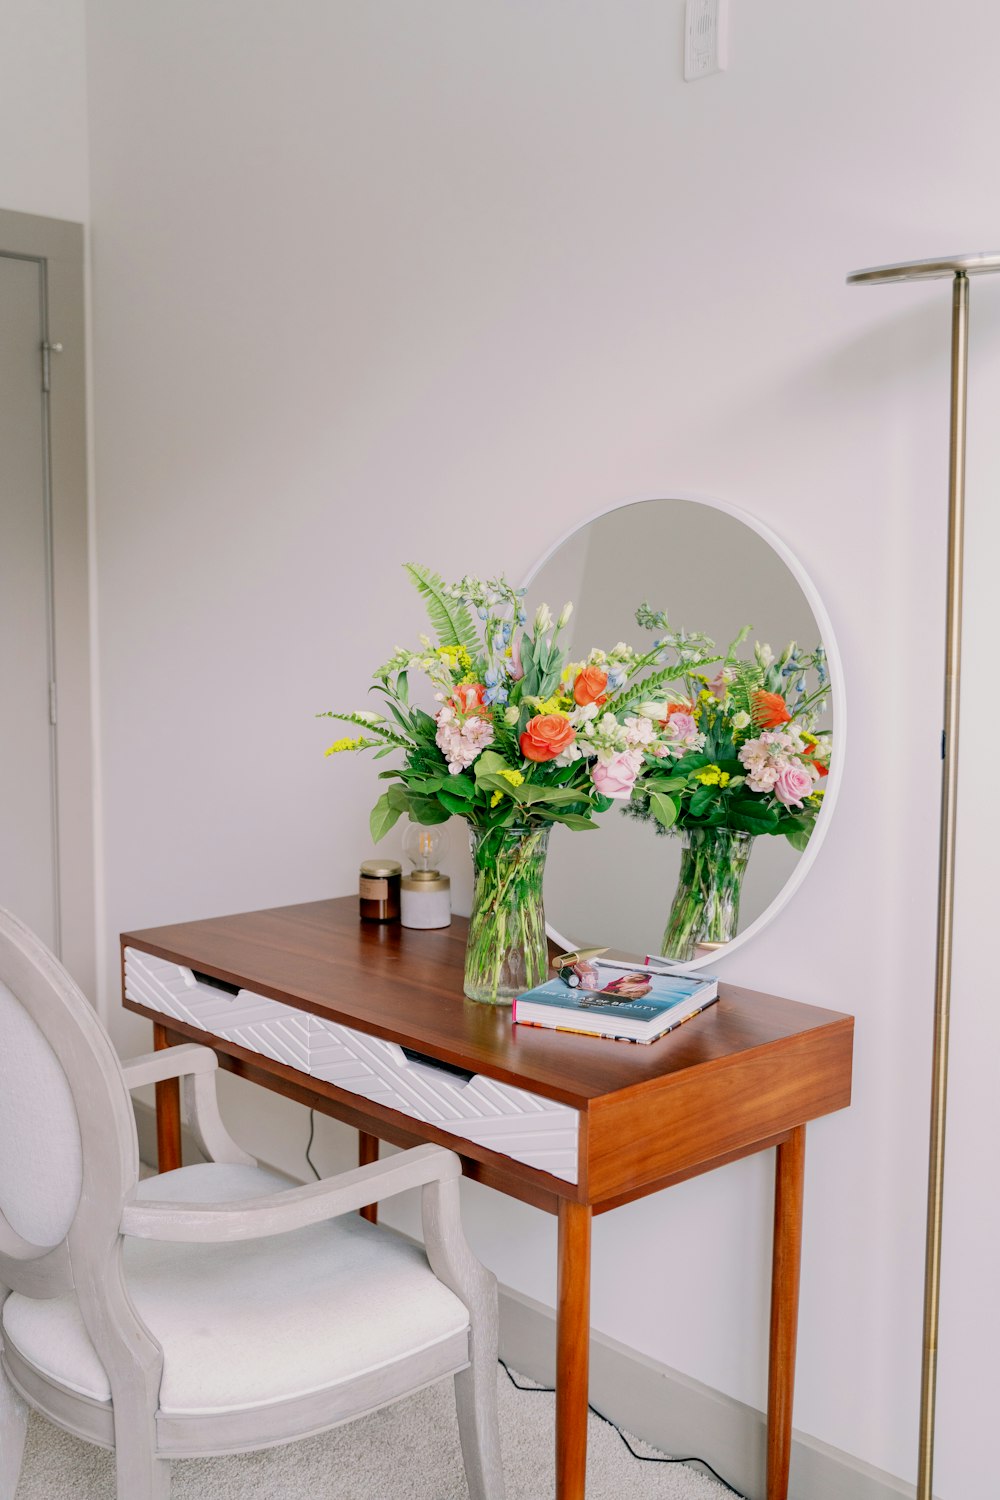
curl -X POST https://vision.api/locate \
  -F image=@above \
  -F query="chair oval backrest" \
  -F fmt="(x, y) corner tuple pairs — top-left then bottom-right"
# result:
(0, 978), (83, 1246)
(0, 909), (139, 1272)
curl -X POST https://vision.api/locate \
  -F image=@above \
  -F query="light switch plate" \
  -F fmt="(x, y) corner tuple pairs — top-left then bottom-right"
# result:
(685, 0), (728, 81)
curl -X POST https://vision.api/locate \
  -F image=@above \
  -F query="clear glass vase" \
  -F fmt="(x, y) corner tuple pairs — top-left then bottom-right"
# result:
(661, 827), (754, 962)
(464, 825), (551, 1004)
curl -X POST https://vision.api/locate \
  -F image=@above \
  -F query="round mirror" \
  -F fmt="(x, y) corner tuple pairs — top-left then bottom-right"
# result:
(524, 495), (843, 968)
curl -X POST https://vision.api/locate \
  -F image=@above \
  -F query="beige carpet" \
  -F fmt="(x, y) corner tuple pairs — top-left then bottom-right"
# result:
(15, 1366), (736, 1499)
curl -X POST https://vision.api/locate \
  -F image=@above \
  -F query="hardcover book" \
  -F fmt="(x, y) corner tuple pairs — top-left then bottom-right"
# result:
(513, 962), (719, 1044)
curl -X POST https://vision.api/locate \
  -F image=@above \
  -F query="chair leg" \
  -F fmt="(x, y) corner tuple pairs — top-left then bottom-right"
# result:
(454, 1352), (505, 1500)
(113, 1444), (170, 1500)
(0, 1357), (28, 1500)
(0, 1288), (28, 1500)
(112, 1415), (171, 1500)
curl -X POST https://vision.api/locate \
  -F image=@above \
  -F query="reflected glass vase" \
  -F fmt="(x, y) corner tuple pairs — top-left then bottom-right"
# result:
(464, 825), (550, 1004)
(661, 827), (754, 962)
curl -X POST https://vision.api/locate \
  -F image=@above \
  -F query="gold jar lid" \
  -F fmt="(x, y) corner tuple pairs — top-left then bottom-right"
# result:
(401, 871), (450, 893)
(360, 859), (402, 877)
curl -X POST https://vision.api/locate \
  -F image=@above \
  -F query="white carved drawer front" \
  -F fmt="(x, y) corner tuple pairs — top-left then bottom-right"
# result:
(124, 948), (579, 1182)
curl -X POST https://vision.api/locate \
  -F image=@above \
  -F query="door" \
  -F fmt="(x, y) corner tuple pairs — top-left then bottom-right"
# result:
(0, 252), (59, 950)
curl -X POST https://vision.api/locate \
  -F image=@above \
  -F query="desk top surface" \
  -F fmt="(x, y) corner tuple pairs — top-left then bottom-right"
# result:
(122, 897), (853, 1109)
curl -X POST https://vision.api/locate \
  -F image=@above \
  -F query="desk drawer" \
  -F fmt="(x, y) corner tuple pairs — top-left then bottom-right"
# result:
(124, 948), (579, 1182)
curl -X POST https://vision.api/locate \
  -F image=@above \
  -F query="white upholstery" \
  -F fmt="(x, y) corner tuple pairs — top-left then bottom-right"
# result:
(0, 980), (82, 1247)
(2, 1163), (470, 1415)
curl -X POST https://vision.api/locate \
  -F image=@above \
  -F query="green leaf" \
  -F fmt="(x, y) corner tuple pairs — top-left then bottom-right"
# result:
(404, 564), (480, 653)
(473, 750), (511, 781)
(688, 784), (718, 818)
(370, 794), (403, 843)
(438, 774), (477, 801)
(386, 784), (411, 812)
(405, 797), (452, 825)
(647, 790), (678, 829)
(784, 825), (813, 852)
(543, 811), (600, 831)
(438, 790), (473, 816)
(726, 799), (780, 834)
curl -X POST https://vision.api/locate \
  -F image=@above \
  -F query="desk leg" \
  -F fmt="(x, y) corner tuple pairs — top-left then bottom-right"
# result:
(358, 1131), (379, 1223)
(556, 1200), (592, 1500)
(767, 1125), (806, 1500)
(152, 1023), (182, 1174)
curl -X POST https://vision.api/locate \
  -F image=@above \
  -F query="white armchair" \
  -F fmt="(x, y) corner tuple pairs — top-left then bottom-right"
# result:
(0, 909), (505, 1500)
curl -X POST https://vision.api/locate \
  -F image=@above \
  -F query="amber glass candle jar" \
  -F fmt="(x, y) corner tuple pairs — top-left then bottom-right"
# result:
(358, 859), (402, 923)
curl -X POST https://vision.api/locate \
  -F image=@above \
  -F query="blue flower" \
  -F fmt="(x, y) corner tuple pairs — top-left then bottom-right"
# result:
(606, 665), (627, 691)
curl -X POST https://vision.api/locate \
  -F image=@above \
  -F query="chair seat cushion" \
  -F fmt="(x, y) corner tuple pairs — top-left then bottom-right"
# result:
(2, 1163), (469, 1415)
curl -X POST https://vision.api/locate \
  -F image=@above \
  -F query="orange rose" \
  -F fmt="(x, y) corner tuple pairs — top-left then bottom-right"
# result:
(573, 665), (609, 707)
(754, 691), (791, 729)
(520, 714), (576, 763)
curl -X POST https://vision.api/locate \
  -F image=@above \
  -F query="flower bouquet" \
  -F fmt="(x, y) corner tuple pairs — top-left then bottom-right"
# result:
(621, 605), (831, 960)
(321, 566), (720, 1002)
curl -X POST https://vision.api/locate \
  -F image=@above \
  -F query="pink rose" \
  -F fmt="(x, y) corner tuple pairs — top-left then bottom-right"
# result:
(591, 751), (641, 800)
(774, 763), (814, 808)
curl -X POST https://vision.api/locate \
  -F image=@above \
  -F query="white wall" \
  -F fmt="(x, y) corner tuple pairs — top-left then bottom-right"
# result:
(0, 0), (89, 221)
(84, 3), (1000, 1492)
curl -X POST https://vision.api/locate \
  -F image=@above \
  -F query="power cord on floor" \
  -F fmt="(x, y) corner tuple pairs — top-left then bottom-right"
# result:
(499, 1360), (747, 1498)
(305, 1109), (321, 1180)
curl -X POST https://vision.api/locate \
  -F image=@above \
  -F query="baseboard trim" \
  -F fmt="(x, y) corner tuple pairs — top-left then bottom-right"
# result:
(133, 1103), (921, 1500)
(497, 1284), (923, 1500)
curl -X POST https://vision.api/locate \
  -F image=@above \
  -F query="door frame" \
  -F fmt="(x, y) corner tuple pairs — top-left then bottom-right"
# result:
(0, 207), (96, 1000)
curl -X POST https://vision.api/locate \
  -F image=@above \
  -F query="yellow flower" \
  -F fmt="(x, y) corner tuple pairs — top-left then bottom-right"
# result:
(324, 736), (364, 756)
(491, 768), (525, 808)
(438, 644), (472, 672)
(695, 764), (730, 787)
(529, 694), (569, 716)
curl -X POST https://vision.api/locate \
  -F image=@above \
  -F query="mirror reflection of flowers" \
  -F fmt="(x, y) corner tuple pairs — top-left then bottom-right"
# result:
(620, 604), (832, 960)
(318, 566), (722, 1001)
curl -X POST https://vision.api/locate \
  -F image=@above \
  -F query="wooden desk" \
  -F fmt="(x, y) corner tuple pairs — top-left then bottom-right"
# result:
(121, 897), (854, 1500)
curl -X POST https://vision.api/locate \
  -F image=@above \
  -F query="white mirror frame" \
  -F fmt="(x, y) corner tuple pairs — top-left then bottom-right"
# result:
(524, 492), (847, 970)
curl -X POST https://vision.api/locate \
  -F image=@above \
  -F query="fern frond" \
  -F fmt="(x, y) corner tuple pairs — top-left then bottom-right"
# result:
(404, 564), (480, 655)
(317, 711), (411, 747)
(606, 662), (694, 716)
(729, 662), (765, 727)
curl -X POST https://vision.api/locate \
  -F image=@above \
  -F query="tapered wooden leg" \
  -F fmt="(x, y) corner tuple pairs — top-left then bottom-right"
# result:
(359, 1130), (379, 1222)
(767, 1125), (806, 1500)
(556, 1200), (592, 1500)
(153, 1023), (182, 1173)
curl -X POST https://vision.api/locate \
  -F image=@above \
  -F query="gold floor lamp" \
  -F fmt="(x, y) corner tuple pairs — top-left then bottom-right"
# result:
(847, 251), (1000, 1500)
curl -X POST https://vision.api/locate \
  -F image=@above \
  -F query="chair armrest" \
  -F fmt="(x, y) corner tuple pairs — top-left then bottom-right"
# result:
(121, 1043), (219, 1090)
(121, 1043), (255, 1168)
(121, 1143), (461, 1242)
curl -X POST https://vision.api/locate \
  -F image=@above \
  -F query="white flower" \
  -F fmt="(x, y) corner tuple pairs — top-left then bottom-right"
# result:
(622, 716), (657, 749)
(636, 701), (668, 721)
(557, 601), (574, 629)
(731, 710), (751, 731)
(534, 603), (553, 633)
(503, 704), (521, 726)
(352, 710), (384, 724)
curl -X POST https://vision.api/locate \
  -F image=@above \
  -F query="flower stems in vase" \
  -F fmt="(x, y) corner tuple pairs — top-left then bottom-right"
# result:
(661, 827), (754, 962)
(464, 826), (550, 1004)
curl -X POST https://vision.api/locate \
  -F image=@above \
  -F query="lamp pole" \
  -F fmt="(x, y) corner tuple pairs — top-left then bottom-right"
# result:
(847, 250), (1000, 1500)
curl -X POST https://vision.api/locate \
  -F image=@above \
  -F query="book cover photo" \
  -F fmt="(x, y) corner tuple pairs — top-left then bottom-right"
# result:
(513, 960), (719, 1043)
